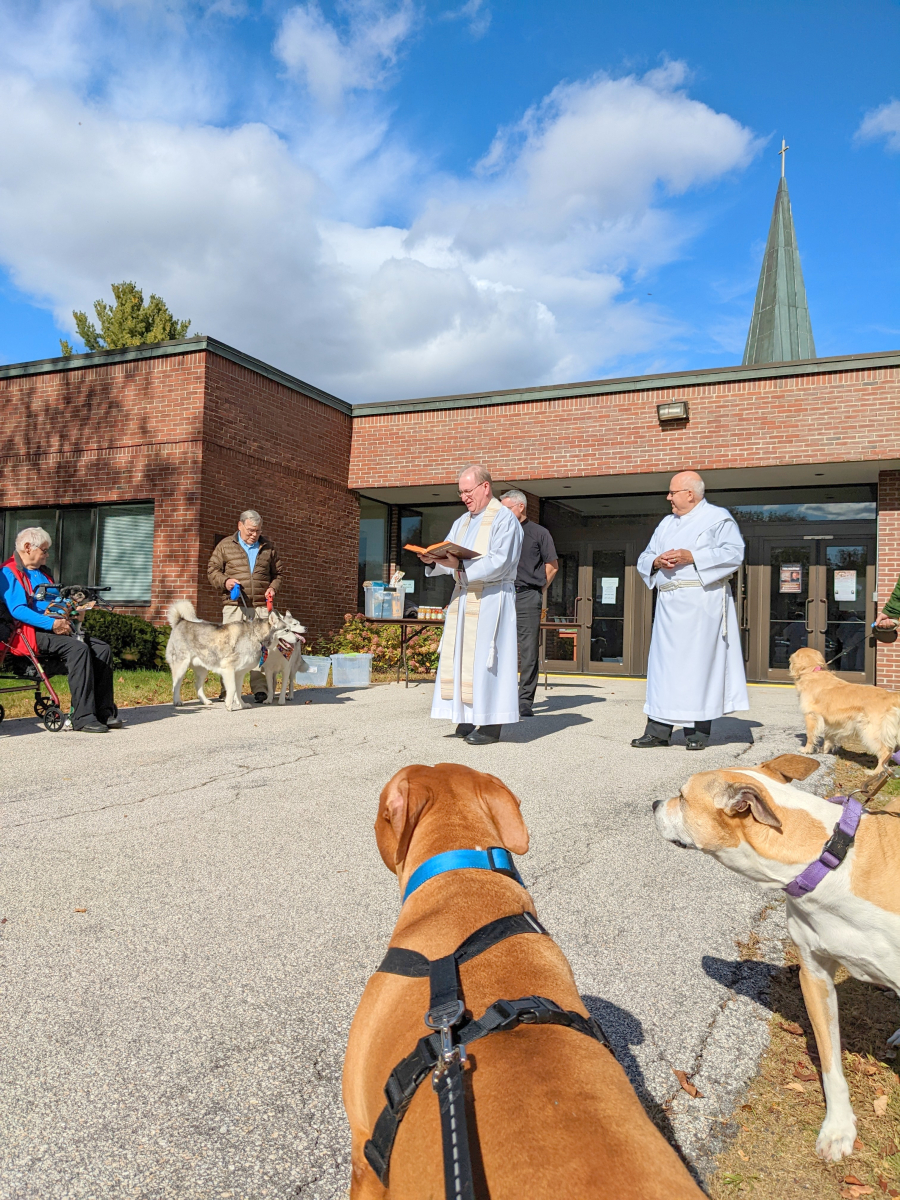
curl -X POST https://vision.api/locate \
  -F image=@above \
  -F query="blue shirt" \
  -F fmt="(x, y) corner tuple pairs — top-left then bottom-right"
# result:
(0, 565), (58, 630)
(239, 535), (261, 573)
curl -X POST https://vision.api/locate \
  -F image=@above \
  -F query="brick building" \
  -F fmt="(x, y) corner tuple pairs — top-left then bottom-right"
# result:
(1, 335), (898, 687)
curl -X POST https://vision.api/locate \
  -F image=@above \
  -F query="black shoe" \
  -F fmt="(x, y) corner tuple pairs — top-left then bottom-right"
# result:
(519, 707), (534, 718)
(465, 725), (501, 745)
(684, 735), (708, 751)
(453, 723), (475, 738)
(631, 734), (670, 748)
(254, 692), (268, 705)
(75, 720), (109, 733)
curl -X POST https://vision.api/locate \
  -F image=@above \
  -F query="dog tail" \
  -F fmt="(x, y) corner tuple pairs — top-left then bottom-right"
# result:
(167, 600), (197, 627)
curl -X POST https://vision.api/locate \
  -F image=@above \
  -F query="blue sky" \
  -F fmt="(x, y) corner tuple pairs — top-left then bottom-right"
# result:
(0, 0), (896, 401)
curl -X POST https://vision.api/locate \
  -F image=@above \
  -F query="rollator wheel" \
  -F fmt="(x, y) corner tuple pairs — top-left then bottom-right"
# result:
(34, 698), (47, 717)
(43, 706), (64, 733)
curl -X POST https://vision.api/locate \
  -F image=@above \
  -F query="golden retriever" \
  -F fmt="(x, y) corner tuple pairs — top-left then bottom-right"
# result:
(789, 646), (900, 773)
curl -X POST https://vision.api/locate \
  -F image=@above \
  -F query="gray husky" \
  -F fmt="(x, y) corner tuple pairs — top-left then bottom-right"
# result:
(166, 601), (287, 711)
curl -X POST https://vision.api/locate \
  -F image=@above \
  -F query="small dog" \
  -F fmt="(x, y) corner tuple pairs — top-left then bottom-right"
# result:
(790, 646), (900, 773)
(166, 601), (286, 711)
(654, 754), (900, 1162)
(343, 763), (704, 1199)
(263, 614), (308, 705)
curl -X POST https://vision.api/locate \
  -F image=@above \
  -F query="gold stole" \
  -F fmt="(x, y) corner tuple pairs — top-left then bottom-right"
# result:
(440, 497), (502, 706)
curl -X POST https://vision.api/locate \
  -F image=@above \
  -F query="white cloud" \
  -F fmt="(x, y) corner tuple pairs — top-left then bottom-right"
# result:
(856, 99), (900, 153)
(441, 0), (491, 39)
(0, 4), (759, 402)
(275, 1), (416, 109)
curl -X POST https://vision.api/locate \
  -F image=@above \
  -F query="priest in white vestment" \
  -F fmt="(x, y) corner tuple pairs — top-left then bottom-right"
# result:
(417, 464), (523, 745)
(632, 470), (749, 751)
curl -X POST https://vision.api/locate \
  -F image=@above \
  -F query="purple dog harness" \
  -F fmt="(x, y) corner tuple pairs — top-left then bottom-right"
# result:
(783, 795), (865, 898)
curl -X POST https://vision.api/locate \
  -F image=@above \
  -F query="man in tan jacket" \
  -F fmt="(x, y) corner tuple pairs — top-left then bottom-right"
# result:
(207, 509), (284, 702)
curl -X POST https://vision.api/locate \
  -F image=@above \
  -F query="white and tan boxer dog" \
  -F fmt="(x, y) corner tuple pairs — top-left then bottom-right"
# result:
(653, 753), (900, 1162)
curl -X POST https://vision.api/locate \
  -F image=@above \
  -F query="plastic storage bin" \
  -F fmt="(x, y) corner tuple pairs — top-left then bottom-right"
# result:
(364, 586), (403, 619)
(331, 653), (373, 687)
(295, 655), (332, 687)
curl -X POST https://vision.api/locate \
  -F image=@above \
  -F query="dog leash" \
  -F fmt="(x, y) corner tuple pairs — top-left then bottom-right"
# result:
(364, 864), (609, 1196)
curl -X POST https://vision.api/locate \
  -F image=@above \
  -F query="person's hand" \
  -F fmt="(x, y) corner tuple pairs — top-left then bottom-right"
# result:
(443, 553), (461, 569)
(656, 549), (694, 570)
(225, 577), (240, 589)
(265, 587), (275, 601)
(417, 553), (436, 565)
(52, 618), (72, 635)
(876, 614), (898, 629)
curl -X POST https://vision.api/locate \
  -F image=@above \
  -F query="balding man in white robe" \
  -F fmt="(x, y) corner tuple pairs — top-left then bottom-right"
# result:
(417, 464), (523, 745)
(632, 471), (749, 751)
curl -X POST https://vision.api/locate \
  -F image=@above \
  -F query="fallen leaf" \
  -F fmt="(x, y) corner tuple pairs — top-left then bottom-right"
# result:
(740, 1103), (753, 1112)
(840, 1188), (874, 1199)
(855, 1058), (878, 1076)
(673, 1069), (703, 1098)
(854, 1139), (865, 1151)
(845, 1179), (866, 1188)
(74, 908), (87, 913)
(784, 1082), (806, 1093)
(794, 1063), (818, 1081)
(874, 1095), (889, 1117)
(780, 1021), (804, 1036)
(888, 1191), (899, 1198)
(0, 917), (6, 923)
(884, 1140), (898, 1156)
(741, 1124), (751, 1132)
(737, 1149), (748, 1161)
(879, 1178), (889, 1194)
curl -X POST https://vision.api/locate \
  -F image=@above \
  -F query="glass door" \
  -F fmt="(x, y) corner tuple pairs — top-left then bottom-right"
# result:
(763, 536), (874, 682)
(588, 549), (627, 672)
(542, 552), (582, 672)
(541, 543), (640, 675)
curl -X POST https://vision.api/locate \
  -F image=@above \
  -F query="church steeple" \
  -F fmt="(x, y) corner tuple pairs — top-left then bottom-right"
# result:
(742, 141), (816, 365)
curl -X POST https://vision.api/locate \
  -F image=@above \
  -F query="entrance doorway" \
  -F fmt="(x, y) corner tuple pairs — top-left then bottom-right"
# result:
(543, 540), (651, 675)
(748, 535), (875, 682)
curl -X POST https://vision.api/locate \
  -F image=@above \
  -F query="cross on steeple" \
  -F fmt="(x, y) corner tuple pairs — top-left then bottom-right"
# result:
(778, 138), (789, 178)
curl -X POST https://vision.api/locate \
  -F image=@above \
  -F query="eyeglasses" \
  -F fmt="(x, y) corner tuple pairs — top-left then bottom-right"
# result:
(458, 483), (488, 497)
(667, 489), (692, 497)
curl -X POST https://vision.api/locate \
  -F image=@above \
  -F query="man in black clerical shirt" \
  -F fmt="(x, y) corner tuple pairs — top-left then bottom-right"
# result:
(500, 490), (559, 718)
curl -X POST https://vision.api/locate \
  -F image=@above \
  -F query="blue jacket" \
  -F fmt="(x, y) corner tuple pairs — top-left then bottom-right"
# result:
(0, 564), (58, 630)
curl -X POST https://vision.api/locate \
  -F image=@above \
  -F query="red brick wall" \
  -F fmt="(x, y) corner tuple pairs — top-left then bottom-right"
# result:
(877, 471), (900, 689)
(200, 354), (356, 639)
(0, 352), (206, 623)
(349, 366), (900, 487)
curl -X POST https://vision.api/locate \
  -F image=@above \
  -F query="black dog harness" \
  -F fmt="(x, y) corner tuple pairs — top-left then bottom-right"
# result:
(364, 886), (609, 1198)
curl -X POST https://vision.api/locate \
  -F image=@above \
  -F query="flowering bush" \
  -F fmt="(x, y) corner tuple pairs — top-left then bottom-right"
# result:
(315, 613), (441, 675)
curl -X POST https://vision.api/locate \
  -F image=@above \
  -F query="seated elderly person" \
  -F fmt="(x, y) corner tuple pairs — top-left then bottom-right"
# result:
(0, 527), (119, 733)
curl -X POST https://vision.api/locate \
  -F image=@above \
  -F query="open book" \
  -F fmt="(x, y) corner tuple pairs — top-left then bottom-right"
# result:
(404, 541), (481, 561)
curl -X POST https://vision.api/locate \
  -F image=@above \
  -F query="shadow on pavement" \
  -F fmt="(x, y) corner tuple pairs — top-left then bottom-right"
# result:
(582, 992), (690, 1164)
(504, 713), (593, 742)
(533, 693), (607, 714)
(701, 955), (777, 1010)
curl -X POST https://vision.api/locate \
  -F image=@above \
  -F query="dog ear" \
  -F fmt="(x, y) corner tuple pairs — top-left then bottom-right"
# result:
(719, 782), (782, 829)
(477, 771), (529, 855)
(756, 754), (819, 783)
(375, 766), (433, 873)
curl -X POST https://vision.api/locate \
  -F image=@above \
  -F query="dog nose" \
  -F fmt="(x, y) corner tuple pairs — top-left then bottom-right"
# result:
(652, 798), (663, 812)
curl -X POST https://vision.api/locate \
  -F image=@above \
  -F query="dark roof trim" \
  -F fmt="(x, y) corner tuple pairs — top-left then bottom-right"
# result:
(350, 349), (900, 417)
(0, 335), (352, 416)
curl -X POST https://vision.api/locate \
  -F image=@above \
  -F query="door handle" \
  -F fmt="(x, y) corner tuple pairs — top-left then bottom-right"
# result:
(805, 597), (815, 634)
(573, 596), (584, 623)
(819, 596), (828, 635)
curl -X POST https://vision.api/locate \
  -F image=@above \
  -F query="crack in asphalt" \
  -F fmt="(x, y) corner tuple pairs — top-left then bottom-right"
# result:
(6, 752), (321, 829)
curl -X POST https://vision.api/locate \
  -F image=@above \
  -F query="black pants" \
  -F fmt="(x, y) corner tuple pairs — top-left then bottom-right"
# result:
(34, 632), (115, 729)
(515, 587), (543, 711)
(646, 717), (712, 742)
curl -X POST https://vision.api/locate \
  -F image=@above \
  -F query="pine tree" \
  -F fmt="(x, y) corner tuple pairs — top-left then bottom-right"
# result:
(60, 282), (191, 356)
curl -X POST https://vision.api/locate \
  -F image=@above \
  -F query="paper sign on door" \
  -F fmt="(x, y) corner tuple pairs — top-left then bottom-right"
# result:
(600, 577), (619, 605)
(779, 565), (802, 594)
(833, 570), (857, 602)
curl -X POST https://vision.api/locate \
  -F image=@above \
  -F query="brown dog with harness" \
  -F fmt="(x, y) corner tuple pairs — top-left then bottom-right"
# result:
(342, 763), (703, 1199)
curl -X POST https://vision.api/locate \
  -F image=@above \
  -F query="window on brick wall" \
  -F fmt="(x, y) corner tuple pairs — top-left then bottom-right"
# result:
(0, 502), (155, 604)
(358, 497), (388, 609)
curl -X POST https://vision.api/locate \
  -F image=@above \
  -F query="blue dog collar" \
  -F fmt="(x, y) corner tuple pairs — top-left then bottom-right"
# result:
(402, 846), (524, 904)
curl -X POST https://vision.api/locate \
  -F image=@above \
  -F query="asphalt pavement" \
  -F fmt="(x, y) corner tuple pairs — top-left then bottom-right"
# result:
(0, 676), (819, 1198)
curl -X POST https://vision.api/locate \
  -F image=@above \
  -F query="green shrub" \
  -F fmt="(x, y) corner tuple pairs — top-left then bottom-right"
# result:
(315, 613), (441, 674)
(82, 609), (161, 669)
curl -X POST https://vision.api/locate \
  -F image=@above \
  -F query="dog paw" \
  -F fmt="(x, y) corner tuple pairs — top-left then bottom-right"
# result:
(802, 744), (814, 754)
(815, 1114), (858, 1161)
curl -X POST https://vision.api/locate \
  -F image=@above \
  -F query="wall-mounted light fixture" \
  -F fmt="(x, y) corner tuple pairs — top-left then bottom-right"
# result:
(656, 401), (689, 422)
